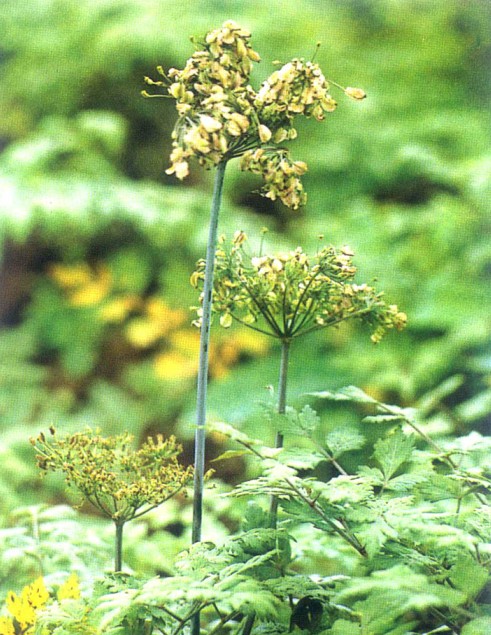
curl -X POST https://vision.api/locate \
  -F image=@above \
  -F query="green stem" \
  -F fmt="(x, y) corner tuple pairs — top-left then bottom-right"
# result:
(192, 160), (227, 545)
(242, 614), (256, 635)
(192, 160), (227, 635)
(114, 520), (124, 573)
(269, 339), (290, 525)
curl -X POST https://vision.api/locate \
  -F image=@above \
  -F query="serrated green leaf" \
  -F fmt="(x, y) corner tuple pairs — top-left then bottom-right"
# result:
(278, 448), (326, 470)
(417, 474), (463, 501)
(355, 516), (397, 558)
(316, 474), (374, 505)
(269, 404), (320, 439)
(325, 428), (365, 459)
(383, 472), (426, 492)
(373, 430), (415, 480)
(357, 466), (385, 486)
(297, 405), (321, 436)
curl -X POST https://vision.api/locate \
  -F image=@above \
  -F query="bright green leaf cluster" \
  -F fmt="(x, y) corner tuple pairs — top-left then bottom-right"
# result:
(192, 233), (407, 342)
(31, 428), (193, 523)
(144, 20), (364, 209)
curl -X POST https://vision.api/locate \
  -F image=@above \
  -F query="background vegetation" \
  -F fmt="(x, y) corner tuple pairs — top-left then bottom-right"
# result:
(0, 0), (489, 619)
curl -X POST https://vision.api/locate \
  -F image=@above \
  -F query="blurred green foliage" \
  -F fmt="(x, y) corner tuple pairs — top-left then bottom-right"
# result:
(0, 0), (490, 612)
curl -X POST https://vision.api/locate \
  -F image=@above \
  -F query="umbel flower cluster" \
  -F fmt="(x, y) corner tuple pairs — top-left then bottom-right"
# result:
(143, 20), (365, 209)
(31, 428), (193, 523)
(191, 232), (407, 343)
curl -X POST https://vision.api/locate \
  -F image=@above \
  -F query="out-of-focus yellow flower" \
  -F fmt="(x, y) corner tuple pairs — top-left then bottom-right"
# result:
(22, 577), (49, 610)
(125, 299), (186, 348)
(99, 295), (141, 322)
(126, 318), (164, 348)
(49, 263), (111, 307)
(154, 350), (198, 380)
(49, 263), (92, 288)
(57, 573), (81, 601)
(0, 617), (15, 635)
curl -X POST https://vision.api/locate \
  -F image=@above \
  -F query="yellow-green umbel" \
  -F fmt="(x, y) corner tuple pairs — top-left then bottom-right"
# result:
(31, 428), (193, 572)
(193, 232), (406, 524)
(192, 232), (407, 344)
(143, 20), (364, 210)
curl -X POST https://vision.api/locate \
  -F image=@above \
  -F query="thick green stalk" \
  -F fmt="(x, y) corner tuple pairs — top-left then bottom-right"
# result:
(191, 162), (227, 635)
(114, 520), (124, 572)
(269, 339), (290, 524)
(192, 160), (227, 544)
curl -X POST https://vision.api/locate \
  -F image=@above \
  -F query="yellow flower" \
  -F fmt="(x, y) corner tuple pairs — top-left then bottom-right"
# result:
(57, 573), (81, 601)
(23, 577), (49, 611)
(6, 591), (36, 630)
(0, 617), (15, 635)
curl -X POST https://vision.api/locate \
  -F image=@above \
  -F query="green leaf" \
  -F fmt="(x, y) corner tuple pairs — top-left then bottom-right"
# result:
(297, 405), (321, 436)
(268, 404), (320, 439)
(362, 414), (404, 424)
(456, 390), (491, 423)
(357, 466), (385, 487)
(211, 450), (251, 463)
(417, 474), (463, 501)
(330, 619), (361, 635)
(278, 448), (326, 470)
(310, 386), (379, 404)
(383, 472), (426, 492)
(462, 618), (491, 635)
(241, 501), (270, 531)
(326, 428), (365, 459)
(449, 557), (489, 600)
(373, 429), (415, 480)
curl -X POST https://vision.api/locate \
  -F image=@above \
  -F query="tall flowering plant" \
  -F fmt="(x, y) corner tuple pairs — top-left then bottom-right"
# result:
(144, 19), (365, 554)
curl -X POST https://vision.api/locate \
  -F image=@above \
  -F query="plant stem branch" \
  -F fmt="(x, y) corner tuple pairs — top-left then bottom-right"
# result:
(192, 160), (227, 545)
(269, 339), (290, 525)
(283, 477), (368, 557)
(191, 160), (227, 635)
(114, 521), (124, 572)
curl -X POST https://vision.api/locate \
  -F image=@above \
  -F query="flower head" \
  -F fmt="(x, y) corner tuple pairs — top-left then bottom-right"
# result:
(144, 22), (364, 209)
(31, 428), (193, 523)
(192, 234), (406, 342)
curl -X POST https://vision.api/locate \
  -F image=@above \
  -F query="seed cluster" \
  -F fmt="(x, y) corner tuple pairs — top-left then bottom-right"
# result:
(144, 20), (365, 209)
(192, 233), (407, 342)
(31, 428), (193, 523)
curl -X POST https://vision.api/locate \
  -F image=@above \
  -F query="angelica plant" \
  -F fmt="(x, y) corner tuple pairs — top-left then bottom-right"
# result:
(144, 20), (365, 554)
(31, 428), (193, 572)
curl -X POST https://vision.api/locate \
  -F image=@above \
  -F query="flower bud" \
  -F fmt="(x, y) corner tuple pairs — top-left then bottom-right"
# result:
(199, 115), (222, 133)
(345, 87), (366, 100)
(220, 313), (233, 328)
(258, 124), (272, 143)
